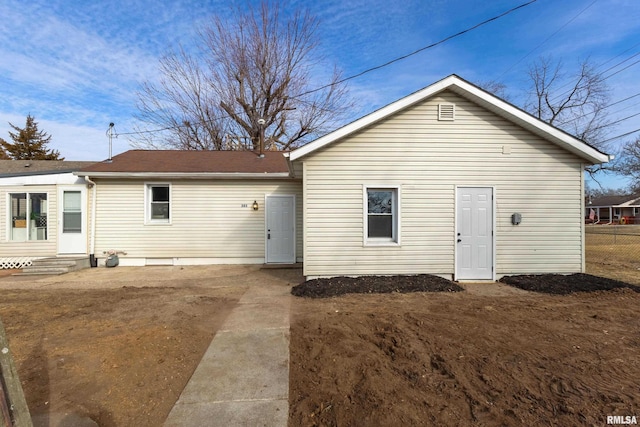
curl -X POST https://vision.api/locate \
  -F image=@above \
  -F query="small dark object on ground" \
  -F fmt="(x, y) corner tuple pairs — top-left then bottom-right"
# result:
(499, 273), (640, 295)
(292, 274), (464, 298)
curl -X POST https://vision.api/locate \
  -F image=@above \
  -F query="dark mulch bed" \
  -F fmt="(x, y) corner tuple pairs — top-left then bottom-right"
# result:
(499, 273), (640, 295)
(291, 274), (464, 298)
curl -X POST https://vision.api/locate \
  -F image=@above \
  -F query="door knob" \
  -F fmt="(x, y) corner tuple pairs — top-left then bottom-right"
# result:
(457, 239), (462, 243)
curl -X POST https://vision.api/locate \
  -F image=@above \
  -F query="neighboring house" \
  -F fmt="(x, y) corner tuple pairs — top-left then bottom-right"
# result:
(586, 193), (640, 224)
(75, 150), (302, 266)
(289, 75), (609, 280)
(0, 75), (612, 280)
(0, 160), (96, 268)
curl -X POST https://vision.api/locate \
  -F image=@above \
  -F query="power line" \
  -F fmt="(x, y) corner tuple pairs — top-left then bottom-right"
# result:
(543, 49), (640, 129)
(497, 0), (597, 80)
(602, 56), (640, 80)
(114, 0), (539, 138)
(543, 56), (640, 137)
(296, 0), (538, 98)
(115, 124), (179, 137)
(606, 92), (640, 109)
(591, 111), (640, 133)
(597, 42), (640, 73)
(114, 112), (235, 137)
(600, 101), (640, 122)
(554, 92), (640, 127)
(547, 51), (640, 105)
(601, 128), (640, 144)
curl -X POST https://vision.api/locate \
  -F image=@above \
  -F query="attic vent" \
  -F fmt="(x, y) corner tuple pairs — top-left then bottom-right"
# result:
(438, 103), (455, 121)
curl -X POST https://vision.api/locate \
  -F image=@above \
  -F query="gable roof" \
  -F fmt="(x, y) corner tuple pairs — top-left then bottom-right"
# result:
(289, 74), (610, 165)
(0, 160), (97, 178)
(588, 193), (640, 207)
(76, 150), (291, 178)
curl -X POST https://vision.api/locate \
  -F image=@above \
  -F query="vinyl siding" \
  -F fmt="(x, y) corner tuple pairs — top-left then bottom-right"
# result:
(300, 91), (585, 278)
(92, 179), (302, 262)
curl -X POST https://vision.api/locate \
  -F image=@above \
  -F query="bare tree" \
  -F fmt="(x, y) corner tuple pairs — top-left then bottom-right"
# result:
(133, 1), (351, 151)
(525, 57), (611, 151)
(477, 80), (511, 101)
(585, 180), (633, 198)
(524, 57), (617, 184)
(616, 137), (640, 192)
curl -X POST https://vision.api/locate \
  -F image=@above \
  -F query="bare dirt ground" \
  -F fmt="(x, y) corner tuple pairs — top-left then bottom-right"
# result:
(0, 265), (298, 427)
(289, 288), (640, 426)
(289, 245), (640, 426)
(2, 237), (640, 426)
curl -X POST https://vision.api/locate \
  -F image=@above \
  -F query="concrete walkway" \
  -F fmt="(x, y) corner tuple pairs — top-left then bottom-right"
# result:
(164, 278), (292, 426)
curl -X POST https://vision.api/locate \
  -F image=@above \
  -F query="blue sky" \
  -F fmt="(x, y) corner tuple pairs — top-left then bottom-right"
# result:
(0, 0), (638, 190)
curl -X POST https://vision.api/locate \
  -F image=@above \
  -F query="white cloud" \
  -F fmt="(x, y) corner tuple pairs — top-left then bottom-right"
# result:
(0, 0), (637, 167)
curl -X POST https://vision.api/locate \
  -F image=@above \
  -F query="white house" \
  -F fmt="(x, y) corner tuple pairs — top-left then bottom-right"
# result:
(289, 75), (610, 280)
(76, 150), (303, 266)
(586, 193), (640, 224)
(1, 75), (610, 280)
(0, 160), (95, 269)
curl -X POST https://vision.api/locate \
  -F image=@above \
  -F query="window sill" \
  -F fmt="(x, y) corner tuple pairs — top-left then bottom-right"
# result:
(144, 221), (172, 226)
(364, 239), (401, 247)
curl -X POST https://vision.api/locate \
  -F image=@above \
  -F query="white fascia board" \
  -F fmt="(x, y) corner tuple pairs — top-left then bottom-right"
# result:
(449, 79), (610, 165)
(618, 201), (640, 207)
(290, 75), (610, 165)
(74, 172), (293, 180)
(0, 172), (85, 186)
(588, 204), (640, 208)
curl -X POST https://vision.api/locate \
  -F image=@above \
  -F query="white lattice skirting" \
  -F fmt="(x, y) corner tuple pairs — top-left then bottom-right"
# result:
(0, 258), (33, 269)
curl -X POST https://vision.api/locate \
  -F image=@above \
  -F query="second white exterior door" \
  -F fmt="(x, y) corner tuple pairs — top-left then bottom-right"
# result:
(456, 187), (494, 280)
(58, 187), (87, 255)
(266, 195), (295, 264)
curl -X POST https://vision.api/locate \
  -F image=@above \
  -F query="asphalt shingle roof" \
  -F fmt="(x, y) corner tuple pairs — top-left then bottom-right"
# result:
(588, 193), (640, 207)
(78, 150), (289, 174)
(0, 160), (97, 177)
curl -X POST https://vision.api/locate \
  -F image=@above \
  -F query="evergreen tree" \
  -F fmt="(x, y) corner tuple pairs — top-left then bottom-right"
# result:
(0, 115), (63, 160)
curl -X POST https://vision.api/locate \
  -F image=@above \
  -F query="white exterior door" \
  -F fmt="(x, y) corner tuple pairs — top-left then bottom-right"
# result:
(58, 187), (87, 255)
(266, 195), (295, 263)
(456, 187), (494, 280)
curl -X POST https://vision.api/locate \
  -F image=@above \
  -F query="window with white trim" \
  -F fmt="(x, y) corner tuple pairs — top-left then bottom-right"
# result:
(9, 192), (48, 241)
(62, 191), (81, 233)
(365, 187), (399, 244)
(146, 184), (170, 224)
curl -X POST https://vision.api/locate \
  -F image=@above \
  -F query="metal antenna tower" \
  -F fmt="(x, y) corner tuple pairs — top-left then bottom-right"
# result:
(106, 123), (115, 162)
